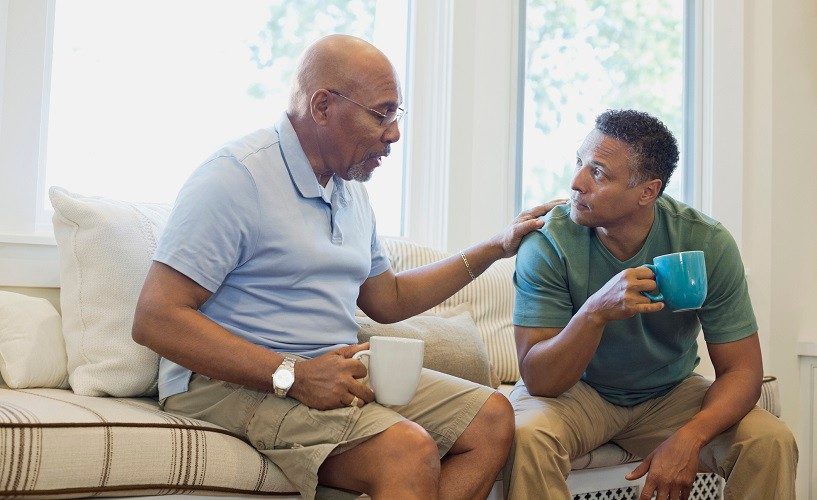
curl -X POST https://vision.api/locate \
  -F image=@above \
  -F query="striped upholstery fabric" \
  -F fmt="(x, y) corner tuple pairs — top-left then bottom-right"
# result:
(380, 238), (521, 382)
(0, 388), (297, 498)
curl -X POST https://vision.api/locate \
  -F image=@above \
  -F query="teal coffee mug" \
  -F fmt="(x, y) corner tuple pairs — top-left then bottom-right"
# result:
(642, 251), (707, 312)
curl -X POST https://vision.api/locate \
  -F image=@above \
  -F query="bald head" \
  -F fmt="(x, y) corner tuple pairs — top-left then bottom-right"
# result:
(288, 35), (399, 117)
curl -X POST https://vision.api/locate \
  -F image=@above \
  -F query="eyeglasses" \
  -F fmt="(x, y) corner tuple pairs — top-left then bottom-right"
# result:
(328, 89), (406, 126)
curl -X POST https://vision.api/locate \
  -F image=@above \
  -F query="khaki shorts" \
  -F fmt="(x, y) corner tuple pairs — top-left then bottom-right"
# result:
(162, 368), (495, 500)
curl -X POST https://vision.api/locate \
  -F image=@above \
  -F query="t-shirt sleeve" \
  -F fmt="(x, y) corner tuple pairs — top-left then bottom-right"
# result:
(154, 156), (260, 293)
(513, 230), (573, 327)
(698, 224), (758, 343)
(368, 207), (390, 278)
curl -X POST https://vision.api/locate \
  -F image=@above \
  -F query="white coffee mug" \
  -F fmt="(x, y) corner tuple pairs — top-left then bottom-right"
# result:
(352, 336), (424, 406)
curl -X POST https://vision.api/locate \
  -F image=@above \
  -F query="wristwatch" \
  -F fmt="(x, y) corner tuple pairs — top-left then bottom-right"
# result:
(272, 355), (297, 398)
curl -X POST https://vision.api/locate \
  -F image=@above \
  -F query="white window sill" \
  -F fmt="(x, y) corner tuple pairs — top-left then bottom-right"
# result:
(798, 341), (817, 357)
(0, 234), (59, 287)
(0, 232), (56, 246)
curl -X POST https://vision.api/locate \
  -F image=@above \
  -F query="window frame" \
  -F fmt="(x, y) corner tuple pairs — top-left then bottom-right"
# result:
(514, 0), (696, 213)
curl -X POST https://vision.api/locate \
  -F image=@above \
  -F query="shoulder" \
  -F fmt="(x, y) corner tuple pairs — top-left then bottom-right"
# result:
(657, 196), (743, 272)
(656, 195), (719, 230)
(190, 128), (282, 191)
(218, 127), (281, 164)
(532, 203), (589, 250)
(541, 203), (582, 235)
(519, 203), (586, 262)
(656, 195), (734, 243)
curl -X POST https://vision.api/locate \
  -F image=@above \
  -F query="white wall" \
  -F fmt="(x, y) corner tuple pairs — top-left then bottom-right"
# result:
(743, 1), (817, 493)
(742, 0), (773, 385)
(744, 0), (817, 450)
(742, 0), (817, 423)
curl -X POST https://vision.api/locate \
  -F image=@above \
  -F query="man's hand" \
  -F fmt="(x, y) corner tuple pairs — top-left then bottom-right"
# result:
(493, 199), (567, 257)
(581, 266), (664, 324)
(288, 343), (375, 410)
(626, 429), (704, 500)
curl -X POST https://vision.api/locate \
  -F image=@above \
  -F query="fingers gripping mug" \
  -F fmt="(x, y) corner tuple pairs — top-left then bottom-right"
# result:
(642, 251), (707, 312)
(352, 336), (424, 406)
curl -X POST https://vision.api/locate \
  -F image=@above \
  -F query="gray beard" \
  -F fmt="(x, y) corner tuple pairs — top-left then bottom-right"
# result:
(348, 161), (372, 182)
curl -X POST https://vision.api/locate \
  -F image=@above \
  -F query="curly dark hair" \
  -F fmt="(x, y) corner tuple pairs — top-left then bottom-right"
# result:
(595, 109), (679, 195)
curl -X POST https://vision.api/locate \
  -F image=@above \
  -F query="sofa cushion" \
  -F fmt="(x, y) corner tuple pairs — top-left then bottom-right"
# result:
(0, 291), (68, 389)
(381, 237), (521, 383)
(356, 304), (496, 387)
(50, 187), (170, 397)
(0, 388), (297, 497)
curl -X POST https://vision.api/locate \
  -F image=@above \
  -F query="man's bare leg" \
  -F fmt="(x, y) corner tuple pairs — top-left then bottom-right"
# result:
(438, 393), (515, 500)
(318, 420), (441, 499)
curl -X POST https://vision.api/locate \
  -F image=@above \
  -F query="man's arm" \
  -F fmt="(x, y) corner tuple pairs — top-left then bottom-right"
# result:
(357, 200), (564, 324)
(515, 267), (664, 397)
(686, 333), (763, 443)
(627, 333), (763, 500)
(132, 262), (374, 410)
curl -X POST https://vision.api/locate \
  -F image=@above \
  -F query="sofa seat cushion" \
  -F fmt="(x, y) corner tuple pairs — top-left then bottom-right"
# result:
(0, 388), (297, 498)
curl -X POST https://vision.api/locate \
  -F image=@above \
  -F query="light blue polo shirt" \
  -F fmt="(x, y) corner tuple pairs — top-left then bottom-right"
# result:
(155, 114), (391, 400)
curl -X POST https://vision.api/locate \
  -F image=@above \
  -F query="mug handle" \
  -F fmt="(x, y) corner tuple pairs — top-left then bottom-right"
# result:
(352, 350), (371, 383)
(641, 264), (663, 302)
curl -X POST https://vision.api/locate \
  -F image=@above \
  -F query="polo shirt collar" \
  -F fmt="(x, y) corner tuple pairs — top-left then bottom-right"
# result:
(275, 113), (323, 199)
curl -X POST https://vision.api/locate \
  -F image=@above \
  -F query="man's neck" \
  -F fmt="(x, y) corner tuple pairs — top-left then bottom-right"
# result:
(287, 112), (333, 186)
(594, 205), (656, 261)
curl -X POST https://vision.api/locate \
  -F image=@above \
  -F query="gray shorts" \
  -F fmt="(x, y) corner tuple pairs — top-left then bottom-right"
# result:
(162, 368), (495, 499)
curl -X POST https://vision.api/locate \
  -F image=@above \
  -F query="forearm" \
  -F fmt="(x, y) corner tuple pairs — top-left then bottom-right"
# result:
(677, 368), (763, 447)
(382, 239), (505, 322)
(520, 308), (606, 397)
(133, 305), (283, 392)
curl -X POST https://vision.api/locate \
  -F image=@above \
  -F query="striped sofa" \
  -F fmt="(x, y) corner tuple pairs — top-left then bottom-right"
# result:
(0, 237), (782, 499)
(0, 387), (299, 498)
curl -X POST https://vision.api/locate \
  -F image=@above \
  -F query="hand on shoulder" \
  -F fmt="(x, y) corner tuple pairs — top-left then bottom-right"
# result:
(493, 199), (567, 258)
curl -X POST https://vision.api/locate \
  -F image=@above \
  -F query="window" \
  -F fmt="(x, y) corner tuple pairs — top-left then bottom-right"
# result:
(518, 0), (690, 210)
(43, 0), (409, 236)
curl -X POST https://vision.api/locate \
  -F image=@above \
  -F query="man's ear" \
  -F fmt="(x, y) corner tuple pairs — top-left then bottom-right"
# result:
(639, 178), (663, 205)
(310, 89), (331, 125)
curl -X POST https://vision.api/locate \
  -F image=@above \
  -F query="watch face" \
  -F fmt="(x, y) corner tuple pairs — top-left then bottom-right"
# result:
(274, 369), (295, 389)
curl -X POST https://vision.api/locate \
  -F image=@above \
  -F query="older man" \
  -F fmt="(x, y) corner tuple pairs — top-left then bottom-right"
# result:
(507, 110), (797, 500)
(132, 35), (557, 500)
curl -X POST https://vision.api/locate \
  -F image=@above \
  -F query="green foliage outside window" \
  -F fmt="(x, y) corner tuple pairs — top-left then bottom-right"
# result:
(246, 0), (377, 100)
(522, 0), (685, 208)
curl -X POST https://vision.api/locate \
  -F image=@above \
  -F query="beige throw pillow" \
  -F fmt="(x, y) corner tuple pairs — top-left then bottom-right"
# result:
(0, 291), (69, 388)
(50, 187), (170, 397)
(356, 304), (496, 388)
(380, 237), (521, 383)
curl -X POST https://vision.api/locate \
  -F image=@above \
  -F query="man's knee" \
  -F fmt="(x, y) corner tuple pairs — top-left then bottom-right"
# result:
(474, 393), (515, 446)
(378, 420), (440, 474)
(512, 411), (570, 465)
(745, 419), (798, 462)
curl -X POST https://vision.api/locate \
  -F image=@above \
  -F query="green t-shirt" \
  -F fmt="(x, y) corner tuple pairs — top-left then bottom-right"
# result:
(513, 195), (757, 406)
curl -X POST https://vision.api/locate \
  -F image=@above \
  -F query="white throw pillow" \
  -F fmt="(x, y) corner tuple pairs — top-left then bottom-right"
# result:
(0, 291), (69, 388)
(50, 187), (170, 397)
(380, 238), (521, 383)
